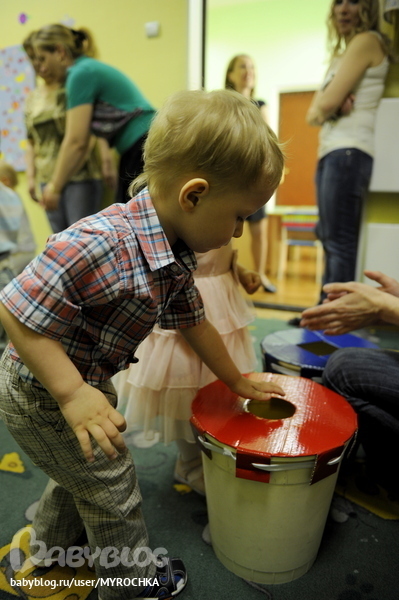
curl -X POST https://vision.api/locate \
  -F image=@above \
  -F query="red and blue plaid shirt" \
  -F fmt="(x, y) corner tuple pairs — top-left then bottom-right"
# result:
(0, 188), (205, 386)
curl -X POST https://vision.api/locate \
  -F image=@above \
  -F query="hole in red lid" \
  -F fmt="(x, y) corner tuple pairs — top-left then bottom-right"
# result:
(245, 397), (296, 420)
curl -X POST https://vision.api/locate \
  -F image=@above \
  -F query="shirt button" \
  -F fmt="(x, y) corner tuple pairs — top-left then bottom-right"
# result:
(170, 264), (179, 273)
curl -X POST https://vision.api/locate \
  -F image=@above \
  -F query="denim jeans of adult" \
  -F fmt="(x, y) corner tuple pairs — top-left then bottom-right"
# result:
(323, 348), (399, 493)
(45, 179), (103, 233)
(316, 148), (373, 297)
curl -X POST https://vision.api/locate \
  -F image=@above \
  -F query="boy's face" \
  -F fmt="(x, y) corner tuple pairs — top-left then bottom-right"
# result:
(176, 175), (274, 254)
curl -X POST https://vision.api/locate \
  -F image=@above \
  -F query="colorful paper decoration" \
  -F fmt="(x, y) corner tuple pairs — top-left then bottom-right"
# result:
(0, 44), (35, 171)
(0, 452), (25, 473)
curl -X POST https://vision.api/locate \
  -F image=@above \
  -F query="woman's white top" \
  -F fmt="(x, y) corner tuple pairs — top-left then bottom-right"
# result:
(318, 33), (389, 160)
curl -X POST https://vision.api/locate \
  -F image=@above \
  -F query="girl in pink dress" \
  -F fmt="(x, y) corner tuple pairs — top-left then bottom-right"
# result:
(114, 243), (261, 494)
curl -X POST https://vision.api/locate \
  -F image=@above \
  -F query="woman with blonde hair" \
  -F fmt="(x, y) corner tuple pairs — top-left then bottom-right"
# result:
(225, 54), (277, 293)
(32, 24), (155, 210)
(23, 28), (107, 233)
(306, 0), (390, 300)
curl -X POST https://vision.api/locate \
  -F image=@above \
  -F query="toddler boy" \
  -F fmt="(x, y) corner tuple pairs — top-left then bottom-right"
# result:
(0, 89), (284, 600)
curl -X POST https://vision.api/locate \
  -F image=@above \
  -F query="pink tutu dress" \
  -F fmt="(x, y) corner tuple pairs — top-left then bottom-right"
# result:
(113, 243), (257, 444)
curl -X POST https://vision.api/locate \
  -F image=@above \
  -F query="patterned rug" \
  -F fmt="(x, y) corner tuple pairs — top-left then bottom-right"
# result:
(1, 318), (399, 600)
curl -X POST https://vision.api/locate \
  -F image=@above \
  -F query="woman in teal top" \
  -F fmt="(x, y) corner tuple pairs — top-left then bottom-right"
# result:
(33, 24), (155, 208)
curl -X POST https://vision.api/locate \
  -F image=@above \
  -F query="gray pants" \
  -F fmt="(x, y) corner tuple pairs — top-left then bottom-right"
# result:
(0, 350), (155, 599)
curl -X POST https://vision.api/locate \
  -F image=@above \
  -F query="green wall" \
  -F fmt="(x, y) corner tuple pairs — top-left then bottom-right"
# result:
(206, 0), (332, 126)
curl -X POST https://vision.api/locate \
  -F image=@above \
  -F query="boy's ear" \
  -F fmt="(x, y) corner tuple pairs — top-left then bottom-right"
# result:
(178, 178), (209, 212)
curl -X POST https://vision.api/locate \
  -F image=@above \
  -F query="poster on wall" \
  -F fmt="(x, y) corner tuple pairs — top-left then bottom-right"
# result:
(0, 44), (35, 171)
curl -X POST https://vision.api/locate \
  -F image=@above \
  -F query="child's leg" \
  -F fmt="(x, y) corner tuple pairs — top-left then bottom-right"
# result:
(0, 352), (156, 600)
(175, 439), (201, 463)
(174, 439), (205, 496)
(31, 478), (85, 554)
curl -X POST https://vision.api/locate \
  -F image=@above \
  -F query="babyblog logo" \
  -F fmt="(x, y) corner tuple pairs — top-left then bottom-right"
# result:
(10, 526), (168, 571)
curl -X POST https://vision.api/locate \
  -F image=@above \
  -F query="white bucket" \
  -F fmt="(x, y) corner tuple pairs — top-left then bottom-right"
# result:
(199, 433), (345, 584)
(191, 374), (357, 584)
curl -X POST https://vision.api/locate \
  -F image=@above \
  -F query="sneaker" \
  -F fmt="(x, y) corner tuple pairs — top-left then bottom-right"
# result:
(260, 275), (277, 293)
(137, 557), (187, 599)
(174, 455), (205, 496)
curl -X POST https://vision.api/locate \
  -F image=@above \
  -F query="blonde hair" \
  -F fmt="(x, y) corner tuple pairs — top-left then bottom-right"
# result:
(327, 0), (389, 56)
(225, 54), (255, 98)
(0, 162), (18, 189)
(130, 89), (284, 198)
(34, 24), (88, 59)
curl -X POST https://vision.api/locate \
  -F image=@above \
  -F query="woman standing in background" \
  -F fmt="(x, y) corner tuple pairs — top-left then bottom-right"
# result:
(23, 29), (107, 233)
(32, 24), (155, 211)
(225, 54), (277, 293)
(307, 0), (389, 300)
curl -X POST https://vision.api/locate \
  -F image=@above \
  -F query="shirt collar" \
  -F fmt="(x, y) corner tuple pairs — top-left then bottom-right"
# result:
(127, 187), (197, 273)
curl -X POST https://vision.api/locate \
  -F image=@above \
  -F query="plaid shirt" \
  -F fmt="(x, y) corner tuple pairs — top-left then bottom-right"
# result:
(0, 188), (205, 386)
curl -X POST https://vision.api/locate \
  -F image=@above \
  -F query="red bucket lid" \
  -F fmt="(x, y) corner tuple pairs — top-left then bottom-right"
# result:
(191, 373), (358, 484)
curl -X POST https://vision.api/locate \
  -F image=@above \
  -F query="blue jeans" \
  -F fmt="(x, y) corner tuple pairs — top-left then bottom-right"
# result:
(316, 148), (373, 297)
(45, 179), (103, 233)
(323, 348), (399, 493)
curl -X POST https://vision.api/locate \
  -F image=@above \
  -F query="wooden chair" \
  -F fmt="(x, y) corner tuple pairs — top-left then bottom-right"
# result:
(278, 210), (323, 284)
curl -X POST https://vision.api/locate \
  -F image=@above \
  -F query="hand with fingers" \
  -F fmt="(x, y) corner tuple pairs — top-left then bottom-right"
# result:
(300, 271), (399, 335)
(229, 375), (285, 401)
(237, 266), (261, 295)
(363, 270), (399, 298)
(59, 382), (127, 462)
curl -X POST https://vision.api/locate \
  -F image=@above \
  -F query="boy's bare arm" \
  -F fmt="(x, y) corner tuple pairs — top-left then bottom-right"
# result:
(180, 318), (285, 399)
(0, 304), (126, 462)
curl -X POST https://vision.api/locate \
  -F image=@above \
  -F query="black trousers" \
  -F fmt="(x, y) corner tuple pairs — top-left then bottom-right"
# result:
(116, 133), (147, 203)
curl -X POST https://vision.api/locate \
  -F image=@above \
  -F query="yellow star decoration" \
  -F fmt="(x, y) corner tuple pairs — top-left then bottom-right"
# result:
(0, 452), (25, 473)
(173, 483), (193, 495)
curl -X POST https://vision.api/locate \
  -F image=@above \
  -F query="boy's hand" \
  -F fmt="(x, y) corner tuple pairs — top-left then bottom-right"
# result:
(59, 382), (127, 462)
(229, 375), (285, 401)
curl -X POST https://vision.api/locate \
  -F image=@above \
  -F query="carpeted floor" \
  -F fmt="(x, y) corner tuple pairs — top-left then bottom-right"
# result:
(1, 318), (399, 600)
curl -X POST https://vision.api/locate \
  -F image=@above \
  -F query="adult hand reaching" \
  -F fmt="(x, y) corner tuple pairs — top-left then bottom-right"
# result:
(301, 271), (399, 335)
(363, 270), (399, 297)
